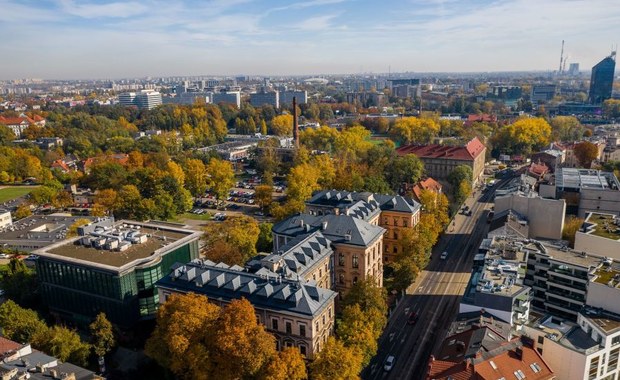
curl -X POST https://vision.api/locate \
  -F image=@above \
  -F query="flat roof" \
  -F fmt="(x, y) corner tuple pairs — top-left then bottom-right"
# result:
(542, 243), (603, 268)
(556, 168), (620, 191)
(582, 309), (620, 334)
(35, 220), (201, 273)
(582, 213), (620, 241)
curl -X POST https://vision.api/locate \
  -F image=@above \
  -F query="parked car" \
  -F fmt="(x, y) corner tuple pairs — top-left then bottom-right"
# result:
(407, 311), (418, 325)
(440, 251), (448, 260)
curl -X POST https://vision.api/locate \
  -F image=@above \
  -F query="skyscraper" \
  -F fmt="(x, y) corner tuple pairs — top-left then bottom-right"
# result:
(589, 52), (616, 104)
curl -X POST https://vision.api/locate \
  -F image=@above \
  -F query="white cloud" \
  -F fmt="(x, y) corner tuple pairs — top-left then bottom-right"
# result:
(57, 0), (149, 18)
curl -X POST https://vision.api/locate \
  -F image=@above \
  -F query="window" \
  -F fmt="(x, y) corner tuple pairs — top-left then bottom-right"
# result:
(514, 369), (525, 380)
(299, 345), (307, 356)
(538, 336), (544, 345)
(285, 341), (293, 348)
(352, 255), (359, 268)
(404, 220), (408, 227)
(339, 274), (345, 284)
(322, 315), (326, 325)
(613, 335), (620, 346)
(353, 276), (358, 285)
(315, 321), (319, 332)
(328, 308), (332, 318)
(393, 231), (398, 240)
(589, 356), (600, 380)
(609, 348), (620, 372)
(300, 324), (306, 337)
(286, 322), (292, 334)
(393, 246), (398, 253)
(319, 269), (322, 277)
(530, 363), (542, 373)
(272, 319), (278, 330)
(339, 253), (345, 266)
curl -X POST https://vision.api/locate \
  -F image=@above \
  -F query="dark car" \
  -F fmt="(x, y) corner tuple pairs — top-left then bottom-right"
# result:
(407, 311), (418, 325)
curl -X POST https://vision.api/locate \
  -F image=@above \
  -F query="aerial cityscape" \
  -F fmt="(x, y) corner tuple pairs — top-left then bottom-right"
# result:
(1, 1), (620, 380)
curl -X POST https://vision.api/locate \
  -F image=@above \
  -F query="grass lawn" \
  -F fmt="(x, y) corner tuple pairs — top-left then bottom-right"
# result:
(178, 212), (213, 221)
(0, 186), (34, 203)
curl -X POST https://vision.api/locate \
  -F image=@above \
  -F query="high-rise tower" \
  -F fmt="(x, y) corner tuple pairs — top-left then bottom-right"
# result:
(589, 52), (616, 104)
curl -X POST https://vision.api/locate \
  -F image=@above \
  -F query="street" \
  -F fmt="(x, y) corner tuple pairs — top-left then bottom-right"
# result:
(363, 178), (508, 380)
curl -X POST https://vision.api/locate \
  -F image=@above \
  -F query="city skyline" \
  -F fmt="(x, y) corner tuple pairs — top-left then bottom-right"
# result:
(1, 0), (620, 79)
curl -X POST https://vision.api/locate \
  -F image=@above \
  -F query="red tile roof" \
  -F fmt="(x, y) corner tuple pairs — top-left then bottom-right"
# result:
(412, 177), (443, 200)
(528, 162), (549, 177)
(0, 116), (31, 125)
(467, 114), (497, 123)
(474, 343), (554, 380)
(397, 137), (486, 161)
(0, 337), (23, 355)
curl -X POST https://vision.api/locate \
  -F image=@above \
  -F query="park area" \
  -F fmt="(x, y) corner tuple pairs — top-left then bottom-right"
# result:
(0, 186), (34, 203)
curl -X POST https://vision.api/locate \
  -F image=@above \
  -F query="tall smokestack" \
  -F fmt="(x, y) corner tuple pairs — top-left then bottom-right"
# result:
(292, 96), (299, 148)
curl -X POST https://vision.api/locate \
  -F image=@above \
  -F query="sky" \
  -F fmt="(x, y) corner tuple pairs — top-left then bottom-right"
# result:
(1, 0), (620, 79)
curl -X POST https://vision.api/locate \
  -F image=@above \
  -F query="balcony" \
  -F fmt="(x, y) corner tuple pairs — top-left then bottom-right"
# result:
(547, 288), (585, 303)
(546, 298), (581, 314)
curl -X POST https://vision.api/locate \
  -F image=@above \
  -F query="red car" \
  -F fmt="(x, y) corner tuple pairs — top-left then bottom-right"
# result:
(407, 311), (418, 325)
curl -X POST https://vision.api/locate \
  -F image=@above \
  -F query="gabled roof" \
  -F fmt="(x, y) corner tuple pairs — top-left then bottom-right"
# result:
(157, 259), (337, 317)
(307, 189), (421, 215)
(396, 137), (486, 161)
(412, 177), (443, 200)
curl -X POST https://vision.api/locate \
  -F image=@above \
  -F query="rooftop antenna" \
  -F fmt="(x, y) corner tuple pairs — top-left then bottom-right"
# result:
(558, 40), (565, 74)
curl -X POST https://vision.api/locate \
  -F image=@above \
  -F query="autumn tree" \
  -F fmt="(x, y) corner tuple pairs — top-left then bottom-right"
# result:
(337, 304), (378, 366)
(145, 293), (220, 380)
(341, 277), (387, 338)
(33, 326), (91, 366)
(390, 117), (440, 144)
(562, 216), (584, 248)
(603, 99), (620, 119)
(203, 215), (260, 265)
(271, 162), (321, 219)
(573, 141), (599, 168)
(90, 312), (115, 358)
(13, 204), (32, 219)
(261, 347), (307, 380)
(255, 184), (274, 211)
(385, 154), (424, 191)
(550, 116), (583, 142)
(309, 337), (363, 380)
(184, 158), (208, 196)
(271, 114), (293, 136)
(206, 157), (235, 203)
(448, 165), (473, 205)
(256, 222), (274, 252)
(492, 117), (552, 156)
(67, 218), (91, 238)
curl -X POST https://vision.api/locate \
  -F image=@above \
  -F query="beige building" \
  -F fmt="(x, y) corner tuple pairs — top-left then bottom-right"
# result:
(494, 192), (566, 240)
(156, 259), (337, 359)
(575, 213), (620, 259)
(396, 137), (486, 185)
(304, 190), (421, 264)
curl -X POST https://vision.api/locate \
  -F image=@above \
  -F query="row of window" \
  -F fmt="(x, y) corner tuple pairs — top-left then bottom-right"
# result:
(382, 217), (410, 227)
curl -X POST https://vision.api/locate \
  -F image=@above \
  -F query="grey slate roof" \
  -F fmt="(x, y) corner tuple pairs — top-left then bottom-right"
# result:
(249, 231), (333, 280)
(272, 213), (385, 247)
(157, 259), (337, 317)
(0, 350), (99, 380)
(307, 190), (421, 216)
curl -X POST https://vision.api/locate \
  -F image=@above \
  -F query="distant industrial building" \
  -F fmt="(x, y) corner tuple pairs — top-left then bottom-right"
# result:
(387, 78), (421, 99)
(531, 84), (557, 104)
(552, 168), (620, 217)
(589, 52), (616, 104)
(212, 91), (241, 108)
(568, 62), (580, 76)
(33, 218), (202, 327)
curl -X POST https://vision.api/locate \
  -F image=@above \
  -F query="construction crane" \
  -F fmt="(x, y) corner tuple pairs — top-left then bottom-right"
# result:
(558, 40), (565, 74)
(562, 55), (568, 73)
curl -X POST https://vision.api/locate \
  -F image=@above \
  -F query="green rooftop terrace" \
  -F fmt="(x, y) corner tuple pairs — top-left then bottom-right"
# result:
(593, 266), (620, 286)
(585, 213), (620, 240)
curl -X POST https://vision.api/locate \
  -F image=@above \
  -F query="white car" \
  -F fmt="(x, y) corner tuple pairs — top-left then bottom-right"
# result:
(440, 251), (448, 260)
(384, 355), (395, 371)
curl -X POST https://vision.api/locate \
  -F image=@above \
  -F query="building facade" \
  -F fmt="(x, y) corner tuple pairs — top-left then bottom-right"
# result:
(156, 259), (337, 359)
(589, 54), (616, 104)
(33, 219), (201, 327)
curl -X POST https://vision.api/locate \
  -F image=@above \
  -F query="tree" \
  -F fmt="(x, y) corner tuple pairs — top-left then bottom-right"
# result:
(67, 218), (91, 238)
(562, 216), (583, 248)
(271, 114), (293, 136)
(90, 312), (115, 358)
(145, 293), (220, 380)
(114, 185), (143, 220)
(337, 304), (378, 366)
(390, 117), (440, 144)
(550, 116), (583, 141)
(448, 165), (473, 205)
(256, 222), (274, 252)
(32, 326), (91, 366)
(166, 161), (185, 187)
(184, 158), (208, 196)
(94, 188), (118, 213)
(206, 158), (235, 203)
(309, 337), (363, 380)
(203, 216), (260, 265)
(255, 185), (274, 211)
(573, 141), (599, 168)
(385, 154), (424, 191)
(13, 204), (31, 219)
(341, 277), (387, 338)
(261, 347), (308, 380)
(603, 99), (620, 119)
(0, 258), (39, 309)
(208, 298), (276, 380)
(492, 117), (552, 156)
(0, 300), (47, 344)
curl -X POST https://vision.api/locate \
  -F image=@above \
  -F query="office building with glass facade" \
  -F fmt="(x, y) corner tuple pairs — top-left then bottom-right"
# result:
(589, 54), (616, 104)
(33, 220), (201, 327)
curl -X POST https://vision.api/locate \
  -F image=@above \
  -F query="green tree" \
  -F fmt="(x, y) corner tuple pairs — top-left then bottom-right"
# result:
(341, 277), (387, 338)
(337, 304), (378, 366)
(385, 154), (424, 191)
(90, 312), (115, 358)
(1, 258), (38, 308)
(550, 116), (583, 141)
(33, 326), (91, 366)
(309, 337), (363, 380)
(256, 222), (274, 252)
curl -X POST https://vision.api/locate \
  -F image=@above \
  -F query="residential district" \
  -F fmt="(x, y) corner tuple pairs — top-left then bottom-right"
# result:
(0, 51), (620, 380)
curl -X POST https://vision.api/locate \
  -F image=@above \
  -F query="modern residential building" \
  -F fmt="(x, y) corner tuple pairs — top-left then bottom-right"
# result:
(589, 53), (616, 104)
(33, 218), (202, 327)
(387, 78), (421, 99)
(304, 190), (421, 263)
(523, 308), (620, 380)
(0, 337), (101, 380)
(156, 259), (337, 359)
(531, 84), (557, 104)
(134, 90), (162, 110)
(396, 137), (487, 185)
(250, 90), (279, 108)
(272, 212), (385, 294)
(212, 91), (241, 108)
(118, 92), (136, 107)
(279, 90), (308, 106)
(587, 259), (620, 315)
(460, 236), (533, 327)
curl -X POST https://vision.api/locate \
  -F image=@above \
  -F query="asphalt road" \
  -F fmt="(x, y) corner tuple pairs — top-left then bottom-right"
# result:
(363, 178), (509, 380)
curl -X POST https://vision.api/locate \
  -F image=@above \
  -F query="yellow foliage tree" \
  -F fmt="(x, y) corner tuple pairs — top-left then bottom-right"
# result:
(271, 114), (293, 136)
(309, 337), (363, 380)
(206, 158), (235, 202)
(261, 347), (308, 380)
(390, 117), (440, 144)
